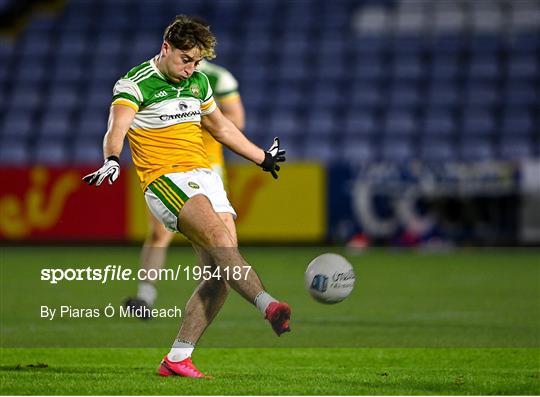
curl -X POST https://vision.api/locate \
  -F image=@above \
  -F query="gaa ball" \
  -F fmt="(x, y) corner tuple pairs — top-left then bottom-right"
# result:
(305, 253), (355, 304)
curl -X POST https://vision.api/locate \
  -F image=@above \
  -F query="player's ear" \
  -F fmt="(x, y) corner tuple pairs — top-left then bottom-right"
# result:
(161, 41), (170, 55)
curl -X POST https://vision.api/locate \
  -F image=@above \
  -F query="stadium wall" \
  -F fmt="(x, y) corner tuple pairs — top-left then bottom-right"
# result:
(0, 161), (538, 245)
(0, 163), (326, 243)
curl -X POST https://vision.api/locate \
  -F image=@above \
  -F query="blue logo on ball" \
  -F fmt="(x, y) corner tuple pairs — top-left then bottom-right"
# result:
(310, 274), (328, 292)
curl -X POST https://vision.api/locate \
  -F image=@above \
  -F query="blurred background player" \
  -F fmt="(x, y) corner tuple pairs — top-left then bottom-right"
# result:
(124, 56), (245, 318)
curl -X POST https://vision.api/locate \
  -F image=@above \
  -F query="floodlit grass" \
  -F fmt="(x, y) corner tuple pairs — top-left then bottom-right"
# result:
(1, 246), (539, 394)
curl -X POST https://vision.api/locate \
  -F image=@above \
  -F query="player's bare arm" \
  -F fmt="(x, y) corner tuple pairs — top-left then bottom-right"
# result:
(202, 107), (264, 164)
(103, 104), (136, 159)
(82, 104), (135, 186)
(202, 108), (286, 179)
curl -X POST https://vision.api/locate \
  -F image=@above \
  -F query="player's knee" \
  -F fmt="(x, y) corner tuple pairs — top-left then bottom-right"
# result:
(203, 223), (234, 248)
(148, 226), (173, 246)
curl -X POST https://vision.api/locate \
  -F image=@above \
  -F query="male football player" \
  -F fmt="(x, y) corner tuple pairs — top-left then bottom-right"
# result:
(83, 15), (290, 378)
(124, 57), (245, 318)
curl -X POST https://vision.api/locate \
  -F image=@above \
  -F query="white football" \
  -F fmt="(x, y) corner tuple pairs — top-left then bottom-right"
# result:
(305, 253), (355, 304)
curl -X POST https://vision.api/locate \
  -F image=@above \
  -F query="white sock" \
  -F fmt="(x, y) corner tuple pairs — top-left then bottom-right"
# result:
(167, 339), (195, 362)
(137, 281), (157, 306)
(254, 291), (277, 316)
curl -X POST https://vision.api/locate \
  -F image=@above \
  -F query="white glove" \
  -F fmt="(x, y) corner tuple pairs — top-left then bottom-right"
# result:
(82, 156), (120, 186)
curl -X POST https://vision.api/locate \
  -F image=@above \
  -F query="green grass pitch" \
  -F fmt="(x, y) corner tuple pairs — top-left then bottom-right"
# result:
(1, 246), (539, 394)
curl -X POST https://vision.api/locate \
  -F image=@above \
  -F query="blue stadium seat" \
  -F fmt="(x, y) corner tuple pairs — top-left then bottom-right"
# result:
(25, 14), (56, 34)
(311, 83), (341, 108)
(314, 60), (347, 81)
(427, 83), (459, 107)
(319, 38), (346, 57)
(501, 110), (534, 137)
(341, 138), (376, 163)
(272, 85), (303, 110)
(343, 112), (377, 137)
(391, 35), (425, 55)
(420, 139), (457, 162)
(422, 109), (456, 137)
(350, 83), (383, 108)
(499, 138), (533, 160)
(352, 34), (389, 55)
(459, 140), (495, 161)
(239, 86), (266, 109)
(244, 37), (273, 57)
(245, 113), (264, 135)
(468, 34), (502, 53)
(303, 138), (336, 163)
(277, 58), (306, 80)
(383, 110), (417, 137)
(57, 34), (87, 56)
(391, 56), (424, 81)
(430, 34), (466, 55)
(381, 139), (415, 162)
(507, 56), (538, 80)
(0, 38), (14, 60)
(19, 32), (51, 57)
(87, 85), (113, 109)
(73, 139), (103, 165)
(38, 112), (72, 139)
(306, 111), (336, 138)
(267, 111), (301, 139)
(76, 110), (108, 137)
(47, 87), (80, 112)
(461, 109), (496, 137)
(89, 62), (121, 85)
(282, 37), (309, 56)
(464, 83), (500, 107)
(388, 84), (421, 108)
(505, 84), (537, 106)
(430, 55), (460, 81)
(35, 141), (68, 165)
(51, 61), (85, 83)
(10, 84), (43, 111)
(132, 34), (160, 60)
(355, 61), (386, 81)
(95, 35), (124, 56)
(507, 34), (540, 53)
(2, 112), (34, 139)
(0, 140), (29, 165)
(467, 54), (500, 80)
(278, 140), (301, 161)
(13, 62), (47, 84)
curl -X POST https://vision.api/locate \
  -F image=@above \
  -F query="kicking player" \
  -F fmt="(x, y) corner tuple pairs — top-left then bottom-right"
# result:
(123, 57), (245, 318)
(83, 15), (290, 378)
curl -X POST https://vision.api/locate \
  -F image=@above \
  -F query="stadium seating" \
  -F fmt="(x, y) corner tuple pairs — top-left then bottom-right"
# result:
(0, 0), (538, 165)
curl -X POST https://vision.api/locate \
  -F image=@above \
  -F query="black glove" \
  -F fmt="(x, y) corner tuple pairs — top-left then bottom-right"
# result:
(82, 156), (120, 186)
(259, 137), (286, 179)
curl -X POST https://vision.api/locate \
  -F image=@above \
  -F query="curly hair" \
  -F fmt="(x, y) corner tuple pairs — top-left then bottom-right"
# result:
(163, 15), (216, 59)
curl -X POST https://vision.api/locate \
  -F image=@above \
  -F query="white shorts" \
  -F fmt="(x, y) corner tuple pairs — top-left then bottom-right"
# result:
(144, 168), (236, 233)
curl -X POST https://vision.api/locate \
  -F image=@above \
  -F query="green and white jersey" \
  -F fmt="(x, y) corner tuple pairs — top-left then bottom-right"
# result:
(111, 57), (217, 191)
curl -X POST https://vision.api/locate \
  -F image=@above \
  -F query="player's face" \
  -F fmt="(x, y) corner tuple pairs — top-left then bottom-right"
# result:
(162, 43), (202, 82)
